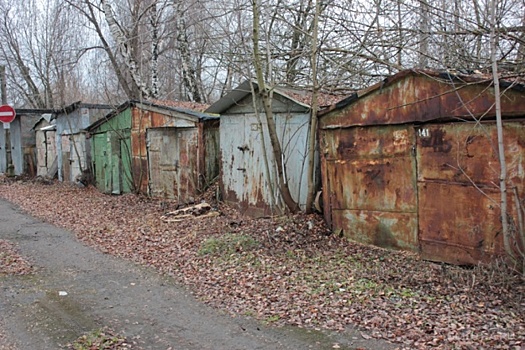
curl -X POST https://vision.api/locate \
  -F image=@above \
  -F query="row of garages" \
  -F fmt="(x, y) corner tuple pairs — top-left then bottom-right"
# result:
(3, 69), (525, 266)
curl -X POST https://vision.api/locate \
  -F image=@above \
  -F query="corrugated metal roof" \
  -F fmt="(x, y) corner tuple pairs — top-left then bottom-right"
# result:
(320, 69), (525, 117)
(150, 99), (209, 112)
(86, 100), (218, 132)
(137, 100), (218, 121)
(15, 108), (55, 115)
(30, 114), (56, 131)
(38, 125), (56, 131)
(205, 80), (315, 114)
(55, 101), (112, 115)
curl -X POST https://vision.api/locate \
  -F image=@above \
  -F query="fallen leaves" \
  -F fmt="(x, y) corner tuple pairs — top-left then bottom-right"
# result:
(0, 239), (32, 349)
(1, 180), (524, 349)
(0, 239), (32, 276)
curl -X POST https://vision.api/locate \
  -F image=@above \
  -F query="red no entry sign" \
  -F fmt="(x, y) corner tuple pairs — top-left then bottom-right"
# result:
(0, 105), (16, 124)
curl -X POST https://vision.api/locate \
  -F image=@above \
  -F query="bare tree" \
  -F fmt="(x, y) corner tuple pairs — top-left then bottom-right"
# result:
(66, 0), (169, 101)
(489, 29), (510, 262)
(0, 0), (84, 108)
(305, 0), (321, 213)
(1, 0), (523, 108)
(101, 0), (156, 99)
(418, 0), (430, 68)
(251, 0), (299, 213)
(173, 2), (203, 102)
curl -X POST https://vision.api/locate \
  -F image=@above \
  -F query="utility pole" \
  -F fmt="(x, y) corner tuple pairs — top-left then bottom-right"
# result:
(1, 65), (6, 104)
(0, 65), (14, 176)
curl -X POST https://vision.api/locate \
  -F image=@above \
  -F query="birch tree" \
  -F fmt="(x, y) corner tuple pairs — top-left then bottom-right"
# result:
(173, 2), (203, 102)
(489, 3), (509, 261)
(65, 0), (167, 101)
(101, 0), (163, 100)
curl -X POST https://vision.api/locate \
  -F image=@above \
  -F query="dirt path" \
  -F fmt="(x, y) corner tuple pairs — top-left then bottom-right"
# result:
(0, 199), (395, 350)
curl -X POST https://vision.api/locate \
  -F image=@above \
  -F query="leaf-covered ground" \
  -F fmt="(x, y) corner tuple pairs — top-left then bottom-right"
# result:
(0, 239), (32, 276)
(0, 235), (32, 350)
(0, 180), (524, 349)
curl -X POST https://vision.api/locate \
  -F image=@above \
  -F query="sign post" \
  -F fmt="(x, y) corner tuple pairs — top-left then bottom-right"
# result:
(0, 104), (16, 128)
(0, 105), (16, 175)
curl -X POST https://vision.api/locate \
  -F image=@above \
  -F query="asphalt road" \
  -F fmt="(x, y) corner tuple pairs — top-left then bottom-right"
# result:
(0, 199), (396, 350)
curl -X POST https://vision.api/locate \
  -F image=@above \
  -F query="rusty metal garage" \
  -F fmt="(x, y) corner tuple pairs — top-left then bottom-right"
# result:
(319, 69), (525, 265)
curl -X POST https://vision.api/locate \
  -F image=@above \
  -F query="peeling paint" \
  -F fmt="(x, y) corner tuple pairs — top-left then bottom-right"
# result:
(320, 70), (525, 265)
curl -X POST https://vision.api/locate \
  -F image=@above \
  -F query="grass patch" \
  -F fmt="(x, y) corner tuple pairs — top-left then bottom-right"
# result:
(198, 233), (259, 256)
(265, 314), (281, 324)
(67, 328), (131, 349)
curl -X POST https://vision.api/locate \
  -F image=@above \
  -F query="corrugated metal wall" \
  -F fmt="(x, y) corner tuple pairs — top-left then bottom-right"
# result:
(416, 122), (524, 264)
(90, 104), (218, 201)
(147, 127), (198, 201)
(220, 111), (311, 216)
(320, 70), (525, 264)
(36, 129), (56, 177)
(320, 125), (418, 251)
(90, 107), (133, 194)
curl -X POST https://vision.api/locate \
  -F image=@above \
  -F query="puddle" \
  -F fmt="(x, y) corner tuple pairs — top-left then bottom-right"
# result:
(23, 290), (100, 347)
(281, 325), (396, 350)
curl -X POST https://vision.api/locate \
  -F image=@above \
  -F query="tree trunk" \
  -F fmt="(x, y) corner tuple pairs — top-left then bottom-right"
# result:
(175, 3), (202, 103)
(418, 0), (430, 68)
(517, 7), (525, 71)
(82, 1), (136, 100)
(101, 0), (152, 99)
(150, 1), (160, 98)
(251, 0), (299, 214)
(490, 0), (511, 260)
(305, 0), (320, 214)
(285, 0), (313, 84)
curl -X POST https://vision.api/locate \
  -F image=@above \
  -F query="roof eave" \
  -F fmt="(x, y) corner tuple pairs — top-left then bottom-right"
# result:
(205, 80), (312, 114)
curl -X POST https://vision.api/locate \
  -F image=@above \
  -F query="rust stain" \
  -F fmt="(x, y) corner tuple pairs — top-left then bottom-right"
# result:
(319, 70), (525, 265)
(147, 128), (202, 202)
(131, 157), (148, 194)
(320, 131), (332, 227)
(418, 182), (503, 265)
(418, 127), (452, 152)
(321, 125), (419, 251)
(320, 70), (525, 129)
(197, 122), (205, 191)
(324, 126), (417, 212)
(416, 124), (501, 186)
(336, 133), (357, 158)
(151, 112), (164, 127)
(331, 209), (418, 250)
(416, 122), (524, 264)
(326, 156), (417, 213)
(321, 120), (520, 264)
